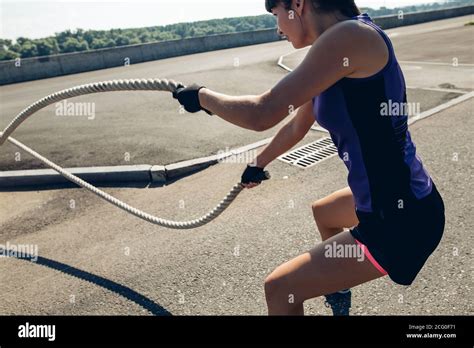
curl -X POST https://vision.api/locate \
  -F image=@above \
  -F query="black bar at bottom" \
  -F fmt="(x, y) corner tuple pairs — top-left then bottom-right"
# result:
(0, 315), (472, 346)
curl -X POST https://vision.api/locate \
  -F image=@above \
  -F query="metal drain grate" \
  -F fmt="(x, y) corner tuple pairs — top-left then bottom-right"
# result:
(278, 137), (338, 169)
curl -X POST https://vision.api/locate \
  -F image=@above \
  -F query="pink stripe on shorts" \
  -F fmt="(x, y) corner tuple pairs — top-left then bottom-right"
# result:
(355, 239), (388, 275)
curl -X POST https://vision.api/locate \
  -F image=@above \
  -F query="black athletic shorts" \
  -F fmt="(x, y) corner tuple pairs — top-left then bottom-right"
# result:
(350, 181), (445, 285)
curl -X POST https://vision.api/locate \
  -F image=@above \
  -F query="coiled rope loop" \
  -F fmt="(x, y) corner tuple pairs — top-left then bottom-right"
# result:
(0, 79), (244, 229)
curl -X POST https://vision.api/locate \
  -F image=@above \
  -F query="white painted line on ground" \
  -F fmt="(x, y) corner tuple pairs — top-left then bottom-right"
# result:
(385, 21), (471, 37)
(406, 86), (469, 94)
(408, 91), (474, 126)
(279, 56), (474, 74)
(277, 48), (308, 72)
(399, 60), (474, 67)
(281, 49), (305, 59)
(402, 65), (423, 71)
(277, 55), (293, 72)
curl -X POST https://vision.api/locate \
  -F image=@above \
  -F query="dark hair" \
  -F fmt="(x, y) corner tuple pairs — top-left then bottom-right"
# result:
(265, 0), (361, 18)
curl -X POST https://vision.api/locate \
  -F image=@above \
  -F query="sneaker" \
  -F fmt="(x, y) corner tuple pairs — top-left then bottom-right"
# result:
(324, 289), (351, 316)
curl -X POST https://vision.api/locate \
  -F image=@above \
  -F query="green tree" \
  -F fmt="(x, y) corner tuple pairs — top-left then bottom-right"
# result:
(139, 32), (151, 43)
(0, 39), (12, 51)
(90, 38), (107, 49)
(35, 38), (59, 56)
(0, 50), (20, 61)
(236, 22), (255, 32)
(74, 28), (85, 39)
(19, 41), (38, 58)
(103, 38), (116, 48)
(83, 30), (95, 45)
(16, 37), (30, 46)
(91, 38), (116, 49)
(55, 30), (73, 45)
(62, 37), (88, 53)
(174, 23), (188, 39)
(114, 35), (130, 46)
(9, 43), (22, 53)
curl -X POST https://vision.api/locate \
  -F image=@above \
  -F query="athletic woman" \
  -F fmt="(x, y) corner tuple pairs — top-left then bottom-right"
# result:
(173, 0), (445, 316)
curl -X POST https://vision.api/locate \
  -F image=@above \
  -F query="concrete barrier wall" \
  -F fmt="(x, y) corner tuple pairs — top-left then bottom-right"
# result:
(374, 4), (474, 29)
(1, 5), (472, 85)
(0, 28), (281, 85)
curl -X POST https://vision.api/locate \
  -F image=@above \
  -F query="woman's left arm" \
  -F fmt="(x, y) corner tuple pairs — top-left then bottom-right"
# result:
(199, 21), (364, 131)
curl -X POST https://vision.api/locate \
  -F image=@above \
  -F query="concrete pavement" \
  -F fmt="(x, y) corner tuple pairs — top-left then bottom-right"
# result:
(0, 98), (472, 315)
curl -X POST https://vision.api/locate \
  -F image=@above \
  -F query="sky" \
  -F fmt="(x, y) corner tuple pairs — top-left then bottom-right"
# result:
(0, 0), (450, 40)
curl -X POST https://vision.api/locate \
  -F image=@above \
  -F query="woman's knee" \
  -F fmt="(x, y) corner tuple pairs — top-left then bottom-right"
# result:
(311, 187), (358, 230)
(264, 271), (298, 305)
(264, 272), (283, 302)
(311, 199), (325, 222)
(312, 199), (334, 236)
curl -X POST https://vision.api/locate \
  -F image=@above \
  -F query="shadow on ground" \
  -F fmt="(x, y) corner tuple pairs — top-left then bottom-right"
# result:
(1, 248), (172, 316)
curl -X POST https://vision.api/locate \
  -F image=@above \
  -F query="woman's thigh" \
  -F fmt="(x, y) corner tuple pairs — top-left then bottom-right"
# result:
(265, 231), (386, 304)
(312, 186), (359, 230)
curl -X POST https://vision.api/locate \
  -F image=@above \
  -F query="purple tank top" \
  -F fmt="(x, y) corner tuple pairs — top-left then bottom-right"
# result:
(312, 13), (432, 213)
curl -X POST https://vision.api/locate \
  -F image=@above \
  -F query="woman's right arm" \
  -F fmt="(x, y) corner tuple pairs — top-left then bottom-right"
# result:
(254, 100), (316, 168)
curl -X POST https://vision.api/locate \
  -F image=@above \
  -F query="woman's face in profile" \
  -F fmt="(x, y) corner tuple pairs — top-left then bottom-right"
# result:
(271, 2), (310, 49)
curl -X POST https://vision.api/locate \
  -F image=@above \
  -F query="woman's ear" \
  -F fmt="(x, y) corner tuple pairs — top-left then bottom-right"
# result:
(294, 0), (305, 17)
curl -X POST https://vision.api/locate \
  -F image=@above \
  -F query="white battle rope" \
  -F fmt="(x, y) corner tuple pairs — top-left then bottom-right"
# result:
(0, 79), (244, 229)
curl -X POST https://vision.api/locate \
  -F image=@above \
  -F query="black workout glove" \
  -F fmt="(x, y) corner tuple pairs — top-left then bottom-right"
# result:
(172, 83), (213, 115)
(241, 163), (271, 185)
